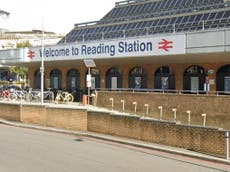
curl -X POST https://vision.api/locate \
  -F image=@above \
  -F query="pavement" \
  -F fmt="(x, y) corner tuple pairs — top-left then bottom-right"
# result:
(0, 116), (230, 166)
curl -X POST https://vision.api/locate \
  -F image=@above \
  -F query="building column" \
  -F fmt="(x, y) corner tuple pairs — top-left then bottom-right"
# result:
(122, 67), (129, 88)
(173, 64), (184, 91)
(62, 68), (67, 90)
(28, 68), (35, 88)
(99, 66), (107, 89)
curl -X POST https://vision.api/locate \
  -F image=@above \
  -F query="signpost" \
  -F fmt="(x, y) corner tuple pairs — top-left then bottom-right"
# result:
(83, 59), (96, 105)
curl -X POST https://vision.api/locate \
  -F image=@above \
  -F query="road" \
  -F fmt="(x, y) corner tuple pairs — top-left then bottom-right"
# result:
(0, 124), (229, 172)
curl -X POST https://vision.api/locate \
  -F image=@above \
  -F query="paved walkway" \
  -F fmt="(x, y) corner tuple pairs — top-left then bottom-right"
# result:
(0, 116), (229, 166)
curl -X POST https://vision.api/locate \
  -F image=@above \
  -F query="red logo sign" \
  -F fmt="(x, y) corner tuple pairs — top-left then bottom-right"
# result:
(27, 50), (35, 59)
(158, 39), (173, 52)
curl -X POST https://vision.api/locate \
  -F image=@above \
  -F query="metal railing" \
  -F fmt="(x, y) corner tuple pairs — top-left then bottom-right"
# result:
(95, 87), (230, 96)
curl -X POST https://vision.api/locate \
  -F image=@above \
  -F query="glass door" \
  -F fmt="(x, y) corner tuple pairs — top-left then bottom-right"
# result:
(191, 77), (199, 92)
(111, 77), (117, 90)
(161, 77), (169, 90)
(224, 76), (230, 93)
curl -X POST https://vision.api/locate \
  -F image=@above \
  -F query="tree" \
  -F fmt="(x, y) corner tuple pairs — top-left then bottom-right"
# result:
(9, 66), (28, 82)
(16, 41), (32, 48)
(7, 41), (32, 84)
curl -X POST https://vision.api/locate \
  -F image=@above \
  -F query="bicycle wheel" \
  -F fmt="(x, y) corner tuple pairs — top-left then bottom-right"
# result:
(9, 93), (17, 101)
(55, 95), (61, 104)
(65, 94), (74, 103)
(49, 92), (54, 102)
(25, 93), (32, 102)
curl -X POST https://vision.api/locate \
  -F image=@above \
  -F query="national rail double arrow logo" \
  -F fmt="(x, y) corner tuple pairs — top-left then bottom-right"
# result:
(158, 39), (173, 52)
(27, 50), (35, 59)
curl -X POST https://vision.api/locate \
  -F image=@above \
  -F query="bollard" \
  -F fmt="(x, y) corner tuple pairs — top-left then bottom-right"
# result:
(144, 104), (149, 115)
(133, 102), (137, 113)
(172, 108), (177, 122)
(109, 98), (114, 111)
(225, 131), (229, 160)
(158, 106), (163, 120)
(120, 100), (125, 111)
(186, 110), (191, 125)
(201, 113), (207, 127)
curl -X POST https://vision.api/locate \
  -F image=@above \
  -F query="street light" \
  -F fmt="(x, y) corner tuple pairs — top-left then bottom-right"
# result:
(83, 59), (96, 105)
(40, 18), (45, 105)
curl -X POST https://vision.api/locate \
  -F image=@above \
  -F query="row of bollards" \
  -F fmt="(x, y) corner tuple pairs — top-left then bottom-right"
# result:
(109, 98), (229, 160)
(158, 106), (207, 126)
(109, 98), (207, 126)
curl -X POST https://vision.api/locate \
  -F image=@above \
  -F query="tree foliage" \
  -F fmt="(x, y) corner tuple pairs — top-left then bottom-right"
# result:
(16, 41), (32, 48)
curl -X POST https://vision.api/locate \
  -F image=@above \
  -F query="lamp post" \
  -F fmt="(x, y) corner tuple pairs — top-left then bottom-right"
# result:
(83, 59), (96, 105)
(40, 18), (45, 105)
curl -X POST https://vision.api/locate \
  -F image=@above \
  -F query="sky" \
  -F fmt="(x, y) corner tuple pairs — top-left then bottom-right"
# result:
(1, 0), (118, 34)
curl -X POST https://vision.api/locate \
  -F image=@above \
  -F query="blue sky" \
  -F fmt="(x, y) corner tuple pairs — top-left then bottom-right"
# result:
(1, 0), (117, 34)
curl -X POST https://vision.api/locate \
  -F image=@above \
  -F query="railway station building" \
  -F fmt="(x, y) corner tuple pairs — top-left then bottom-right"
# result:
(0, 0), (230, 98)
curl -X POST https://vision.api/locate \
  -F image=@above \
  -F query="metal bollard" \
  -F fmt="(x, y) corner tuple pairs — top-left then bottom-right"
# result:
(144, 104), (149, 115)
(201, 113), (207, 127)
(186, 110), (191, 125)
(172, 108), (177, 122)
(158, 106), (163, 120)
(120, 100), (125, 111)
(225, 131), (229, 160)
(109, 98), (114, 111)
(133, 102), (137, 113)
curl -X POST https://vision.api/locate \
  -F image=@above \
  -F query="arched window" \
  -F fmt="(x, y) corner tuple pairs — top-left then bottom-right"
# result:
(0, 69), (8, 81)
(183, 65), (205, 92)
(129, 66), (147, 89)
(34, 69), (41, 89)
(50, 69), (62, 90)
(106, 67), (122, 90)
(67, 69), (80, 91)
(216, 65), (230, 93)
(154, 66), (175, 90)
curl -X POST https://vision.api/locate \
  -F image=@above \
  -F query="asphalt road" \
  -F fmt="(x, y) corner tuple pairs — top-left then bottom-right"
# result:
(0, 124), (228, 172)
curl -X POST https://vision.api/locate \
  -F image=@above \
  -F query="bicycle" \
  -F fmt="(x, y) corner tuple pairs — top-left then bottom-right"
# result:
(0, 89), (10, 100)
(55, 90), (74, 104)
(10, 89), (27, 101)
(44, 88), (54, 102)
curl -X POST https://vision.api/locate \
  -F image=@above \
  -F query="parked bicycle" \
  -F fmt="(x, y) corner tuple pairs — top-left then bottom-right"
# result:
(44, 88), (54, 102)
(0, 89), (10, 100)
(55, 90), (74, 104)
(10, 90), (26, 101)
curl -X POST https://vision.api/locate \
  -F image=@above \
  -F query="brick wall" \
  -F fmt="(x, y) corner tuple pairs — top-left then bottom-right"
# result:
(87, 111), (227, 157)
(21, 105), (46, 125)
(0, 102), (88, 131)
(46, 107), (87, 131)
(0, 101), (228, 158)
(96, 91), (230, 129)
(0, 103), (21, 121)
